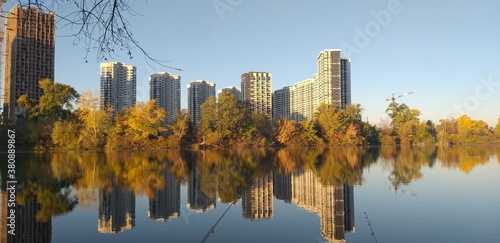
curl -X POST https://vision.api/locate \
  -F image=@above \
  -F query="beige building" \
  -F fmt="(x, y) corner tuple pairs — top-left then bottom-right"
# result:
(2, 5), (55, 120)
(241, 72), (272, 116)
(292, 78), (315, 121)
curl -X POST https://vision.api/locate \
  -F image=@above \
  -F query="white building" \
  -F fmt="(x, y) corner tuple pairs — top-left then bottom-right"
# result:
(100, 62), (136, 114)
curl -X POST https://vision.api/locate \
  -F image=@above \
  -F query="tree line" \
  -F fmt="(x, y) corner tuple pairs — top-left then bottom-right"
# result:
(1, 80), (500, 150)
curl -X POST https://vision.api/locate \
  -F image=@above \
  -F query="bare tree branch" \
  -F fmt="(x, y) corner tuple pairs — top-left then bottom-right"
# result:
(9, 0), (182, 70)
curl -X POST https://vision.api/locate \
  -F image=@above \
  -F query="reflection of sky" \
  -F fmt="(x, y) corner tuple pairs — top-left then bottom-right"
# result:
(49, 155), (500, 243)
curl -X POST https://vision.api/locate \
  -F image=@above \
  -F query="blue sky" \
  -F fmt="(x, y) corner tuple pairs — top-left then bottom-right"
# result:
(4, 0), (500, 126)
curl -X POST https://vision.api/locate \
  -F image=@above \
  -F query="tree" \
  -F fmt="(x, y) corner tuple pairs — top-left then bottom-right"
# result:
(384, 102), (433, 145)
(75, 90), (114, 149)
(18, 79), (79, 120)
(199, 96), (217, 142)
(51, 120), (81, 149)
(169, 110), (192, 143)
(16, 0), (179, 69)
(495, 118), (500, 138)
(123, 100), (167, 140)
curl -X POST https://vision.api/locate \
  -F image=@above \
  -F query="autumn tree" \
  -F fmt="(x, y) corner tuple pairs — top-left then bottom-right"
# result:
(169, 109), (192, 144)
(495, 118), (500, 139)
(123, 100), (167, 140)
(314, 103), (367, 145)
(75, 90), (114, 149)
(384, 102), (435, 145)
(455, 115), (491, 143)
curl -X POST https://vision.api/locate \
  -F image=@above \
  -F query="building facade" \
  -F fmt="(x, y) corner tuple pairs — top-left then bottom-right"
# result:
(292, 78), (315, 122)
(314, 49), (351, 109)
(100, 62), (136, 115)
(272, 86), (294, 120)
(187, 80), (215, 124)
(149, 72), (181, 123)
(218, 86), (242, 101)
(2, 5), (55, 120)
(241, 72), (272, 116)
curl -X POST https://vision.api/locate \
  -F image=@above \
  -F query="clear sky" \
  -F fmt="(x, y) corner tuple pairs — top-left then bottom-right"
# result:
(3, 0), (500, 126)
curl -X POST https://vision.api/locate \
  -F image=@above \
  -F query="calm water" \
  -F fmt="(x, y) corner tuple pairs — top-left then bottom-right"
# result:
(1, 146), (500, 243)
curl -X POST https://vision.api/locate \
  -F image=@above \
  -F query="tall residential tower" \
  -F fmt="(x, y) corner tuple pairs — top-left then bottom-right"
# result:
(315, 49), (351, 109)
(100, 62), (136, 114)
(149, 72), (181, 123)
(241, 72), (272, 116)
(187, 80), (215, 124)
(2, 5), (55, 120)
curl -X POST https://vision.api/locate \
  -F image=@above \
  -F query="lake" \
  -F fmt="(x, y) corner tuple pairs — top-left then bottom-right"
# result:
(1, 146), (499, 243)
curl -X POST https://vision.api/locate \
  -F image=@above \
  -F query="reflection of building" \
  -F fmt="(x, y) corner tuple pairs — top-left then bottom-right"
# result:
(98, 181), (135, 233)
(149, 172), (180, 221)
(3, 5), (55, 120)
(187, 80), (216, 124)
(277, 169), (354, 242)
(187, 168), (216, 212)
(149, 72), (181, 124)
(242, 175), (274, 220)
(273, 172), (292, 203)
(13, 197), (52, 243)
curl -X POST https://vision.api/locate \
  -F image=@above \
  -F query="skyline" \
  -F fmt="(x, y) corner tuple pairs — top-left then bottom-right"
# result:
(2, 0), (499, 126)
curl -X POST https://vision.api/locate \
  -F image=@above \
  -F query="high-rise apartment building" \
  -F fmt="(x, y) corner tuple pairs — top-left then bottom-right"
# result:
(149, 172), (180, 221)
(315, 49), (351, 109)
(241, 72), (272, 116)
(242, 175), (274, 220)
(149, 72), (181, 123)
(218, 86), (242, 101)
(2, 5), (55, 120)
(98, 181), (135, 233)
(100, 62), (136, 115)
(187, 80), (215, 124)
(272, 86), (294, 120)
(292, 78), (315, 122)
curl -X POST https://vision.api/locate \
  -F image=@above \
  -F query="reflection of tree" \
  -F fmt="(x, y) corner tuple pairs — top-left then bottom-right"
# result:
(275, 149), (323, 174)
(380, 147), (436, 190)
(16, 154), (78, 222)
(438, 146), (493, 173)
(316, 147), (373, 186)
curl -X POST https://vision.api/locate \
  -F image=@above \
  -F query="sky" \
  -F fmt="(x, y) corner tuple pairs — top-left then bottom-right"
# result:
(3, 0), (500, 126)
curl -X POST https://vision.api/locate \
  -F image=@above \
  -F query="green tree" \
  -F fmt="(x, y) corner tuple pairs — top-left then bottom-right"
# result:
(38, 79), (80, 120)
(384, 102), (434, 145)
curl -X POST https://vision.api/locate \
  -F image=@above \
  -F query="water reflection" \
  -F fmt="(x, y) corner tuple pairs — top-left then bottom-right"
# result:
(148, 172), (180, 221)
(0, 145), (499, 242)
